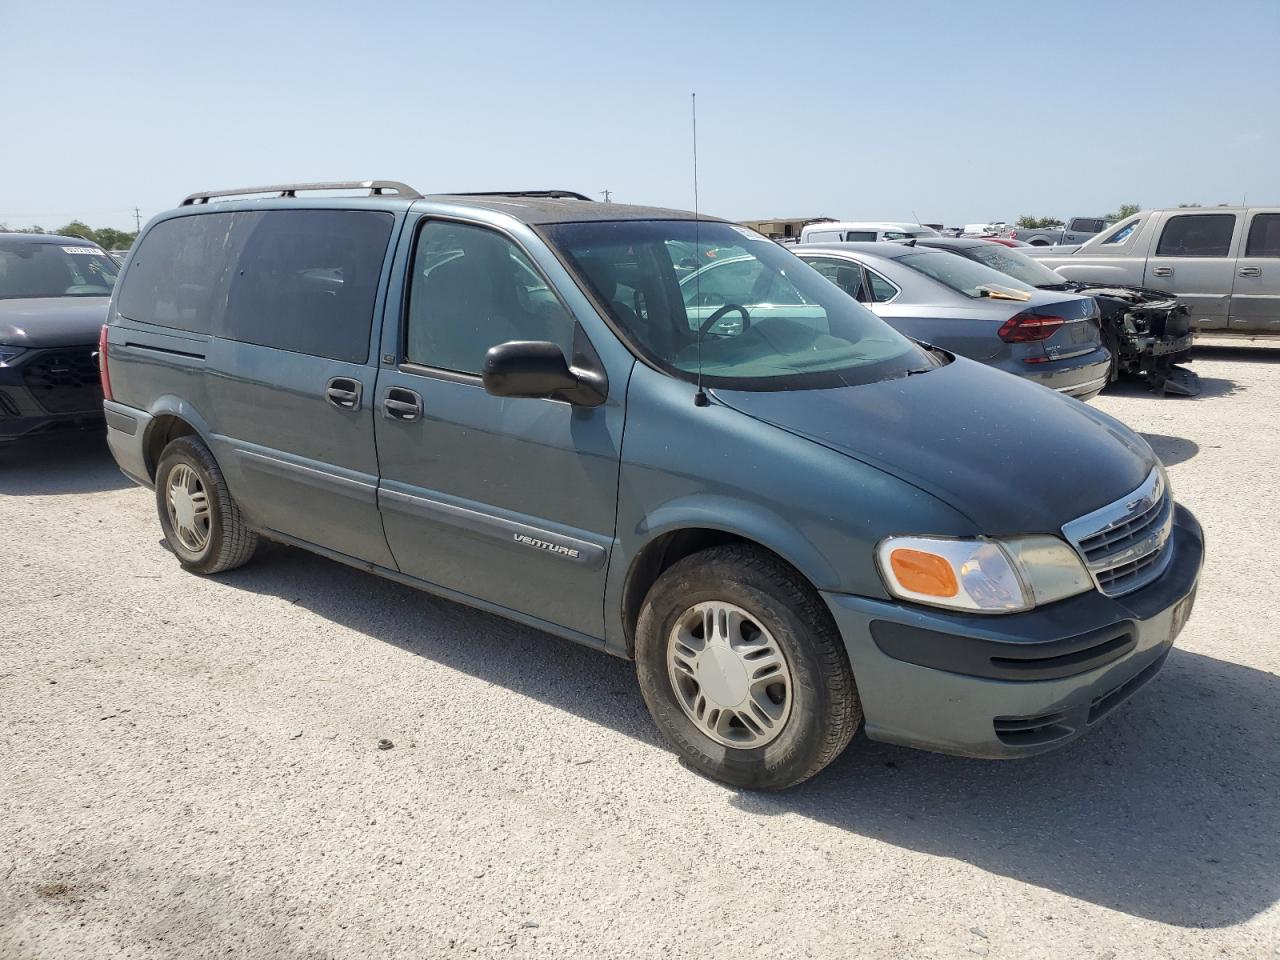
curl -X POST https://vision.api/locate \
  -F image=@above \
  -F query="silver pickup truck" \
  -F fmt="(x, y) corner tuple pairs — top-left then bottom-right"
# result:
(1030, 207), (1280, 333)
(1011, 217), (1112, 247)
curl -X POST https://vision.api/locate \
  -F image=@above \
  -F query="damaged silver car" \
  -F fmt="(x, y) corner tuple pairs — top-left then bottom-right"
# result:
(905, 237), (1196, 395)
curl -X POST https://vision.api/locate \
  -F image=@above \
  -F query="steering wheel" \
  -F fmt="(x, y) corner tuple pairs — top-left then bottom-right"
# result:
(699, 303), (751, 337)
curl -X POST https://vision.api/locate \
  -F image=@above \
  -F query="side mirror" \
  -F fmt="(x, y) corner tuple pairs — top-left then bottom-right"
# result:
(482, 341), (605, 406)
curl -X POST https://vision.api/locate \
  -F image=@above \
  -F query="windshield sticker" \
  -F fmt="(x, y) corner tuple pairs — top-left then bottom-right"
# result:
(727, 225), (767, 242)
(62, 246), (99, 255)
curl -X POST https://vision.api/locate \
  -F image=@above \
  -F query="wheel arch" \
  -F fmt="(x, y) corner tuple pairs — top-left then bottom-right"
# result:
(141, 398), (217, 482)
(617, 510), (840, 658)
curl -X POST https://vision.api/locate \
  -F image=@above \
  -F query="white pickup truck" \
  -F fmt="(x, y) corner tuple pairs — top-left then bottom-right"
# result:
(1029, 207), (1280, 333)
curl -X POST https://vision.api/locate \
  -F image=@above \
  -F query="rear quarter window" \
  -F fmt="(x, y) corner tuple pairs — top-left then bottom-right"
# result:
(115, 212), (237, 334)
(117, 209), (394, 362)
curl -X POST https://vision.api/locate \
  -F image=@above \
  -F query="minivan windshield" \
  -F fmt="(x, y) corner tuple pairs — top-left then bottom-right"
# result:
(895, 251), (1035, 301)
(543, 220), (937, 390)
(0, 240), (119, 300)
(960, 244), (1065, 288)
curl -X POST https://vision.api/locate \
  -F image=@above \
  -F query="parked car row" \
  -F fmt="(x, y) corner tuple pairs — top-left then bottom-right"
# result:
(61, 181), (1205, 790)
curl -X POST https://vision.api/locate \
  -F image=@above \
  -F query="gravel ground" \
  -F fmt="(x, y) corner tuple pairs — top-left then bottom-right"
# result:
(2, 343), (1278, 960)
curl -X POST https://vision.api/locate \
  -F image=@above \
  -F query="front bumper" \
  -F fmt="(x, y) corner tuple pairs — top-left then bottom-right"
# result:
(823, 503), (1203, 759)
(0, 345), (105, 443)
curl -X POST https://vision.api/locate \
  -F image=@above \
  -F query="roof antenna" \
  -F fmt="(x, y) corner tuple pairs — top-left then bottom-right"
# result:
(692, 92), (710, 407)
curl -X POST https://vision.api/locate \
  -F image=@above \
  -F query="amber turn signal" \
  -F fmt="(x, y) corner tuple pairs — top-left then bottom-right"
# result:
(889, 548), (959, 598)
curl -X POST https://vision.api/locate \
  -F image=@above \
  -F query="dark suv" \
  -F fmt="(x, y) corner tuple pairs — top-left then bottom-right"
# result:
(101, 182), (1203, 789)
(0, 233), (119, 445)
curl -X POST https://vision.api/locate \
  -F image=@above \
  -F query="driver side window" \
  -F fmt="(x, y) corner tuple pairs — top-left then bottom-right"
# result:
(405, 221), (575, 375)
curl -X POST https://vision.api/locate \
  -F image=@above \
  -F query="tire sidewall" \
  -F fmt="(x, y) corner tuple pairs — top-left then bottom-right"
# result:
(636, 560), (839, 789)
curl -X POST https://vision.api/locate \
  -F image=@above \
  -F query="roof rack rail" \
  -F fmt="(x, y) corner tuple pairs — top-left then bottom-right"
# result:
(441, 190), (594, 201)
(180, 180), (422, 206)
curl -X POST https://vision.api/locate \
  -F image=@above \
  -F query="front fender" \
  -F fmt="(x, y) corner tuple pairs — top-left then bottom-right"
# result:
(603, 363), (975, 653)
(636, 494), (844, 591)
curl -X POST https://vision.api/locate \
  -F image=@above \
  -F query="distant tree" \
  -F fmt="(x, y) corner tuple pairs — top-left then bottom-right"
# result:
(1104, 203), (1141, 221)
(1016, 215), (1064, 229)
(56, 220), (100, 244)
(94, 227), (137, 250)
(0, 223), (47, 234)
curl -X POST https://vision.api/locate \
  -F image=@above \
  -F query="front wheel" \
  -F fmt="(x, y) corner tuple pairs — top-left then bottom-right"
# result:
(635, 545), (861, 789)
(154, 436), (259, 574)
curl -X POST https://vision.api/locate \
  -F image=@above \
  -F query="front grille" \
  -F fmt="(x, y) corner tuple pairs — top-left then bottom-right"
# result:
(1062, 467), (1174, 597)
(22, 348), (103, 414)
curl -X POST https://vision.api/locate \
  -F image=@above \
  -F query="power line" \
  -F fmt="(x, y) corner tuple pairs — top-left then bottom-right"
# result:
(600, 189), (612, 203)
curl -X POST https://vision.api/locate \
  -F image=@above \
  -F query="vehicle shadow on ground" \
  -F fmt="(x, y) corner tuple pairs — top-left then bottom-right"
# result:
(1104, 373), (1240, 401)
(1141, 432), (1199, 467)
(224, 544), (1279, 930)
(0, 433), (131, 495)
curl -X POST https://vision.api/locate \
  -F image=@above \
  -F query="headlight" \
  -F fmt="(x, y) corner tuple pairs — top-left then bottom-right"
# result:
(0, 345), (26, 366)
(876, 535), (1093, 613)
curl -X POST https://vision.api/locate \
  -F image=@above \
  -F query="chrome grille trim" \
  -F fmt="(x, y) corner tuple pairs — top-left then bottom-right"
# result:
(1062, 467), (1174, 597)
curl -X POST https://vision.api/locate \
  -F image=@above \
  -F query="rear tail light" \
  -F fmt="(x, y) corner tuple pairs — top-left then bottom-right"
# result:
(998, 312), (1065, 343)
(98, 324), (113, 401)
(1010, 230), (1018, 239)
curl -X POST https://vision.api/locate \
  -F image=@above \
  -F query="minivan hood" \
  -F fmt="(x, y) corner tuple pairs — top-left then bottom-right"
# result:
(0, 297), (109, 348)
(712, 356), (1155, 536)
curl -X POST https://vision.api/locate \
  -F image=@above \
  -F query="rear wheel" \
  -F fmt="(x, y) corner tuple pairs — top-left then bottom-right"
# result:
(155, 436), (258, 574)
(635, 544), (861, 790)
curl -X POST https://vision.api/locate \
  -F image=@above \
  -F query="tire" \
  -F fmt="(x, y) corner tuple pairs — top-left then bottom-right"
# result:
(635, 544), (861, 790)
(154, 436), (258, 574)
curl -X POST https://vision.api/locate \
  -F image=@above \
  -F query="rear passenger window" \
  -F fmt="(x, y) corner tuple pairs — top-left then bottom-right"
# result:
(844, 231), (877, 242)
(223, 210), (393, 363)
(1245, 214), (1280, 257)
(116, 212), (237, 334)
(405, 221), (575, 375)
(1156, 214), (1236, 257)
(118, 209), (393, 363)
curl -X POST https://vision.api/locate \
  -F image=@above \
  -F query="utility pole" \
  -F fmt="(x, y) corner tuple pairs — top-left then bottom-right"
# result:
(600, 190), (612, 203)
(134, 207), (142, 233)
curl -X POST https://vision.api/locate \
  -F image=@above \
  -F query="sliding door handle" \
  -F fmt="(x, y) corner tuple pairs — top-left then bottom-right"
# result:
(325, 377), (363, 409)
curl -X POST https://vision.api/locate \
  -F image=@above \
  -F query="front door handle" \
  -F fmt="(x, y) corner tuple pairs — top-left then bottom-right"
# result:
(383, 386), (423, 422)
(326, 377), (363, 409)
(1239, 266), (1262, 278)
(1152, 266), (1174, 278)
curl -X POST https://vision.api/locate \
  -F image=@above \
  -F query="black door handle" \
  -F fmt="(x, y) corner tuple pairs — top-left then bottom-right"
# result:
(326, 377), (363, 409)
(383, 387), (423, 421)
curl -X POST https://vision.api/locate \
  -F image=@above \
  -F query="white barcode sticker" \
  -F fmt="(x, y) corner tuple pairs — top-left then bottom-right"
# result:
(63, 246), (99, 255)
